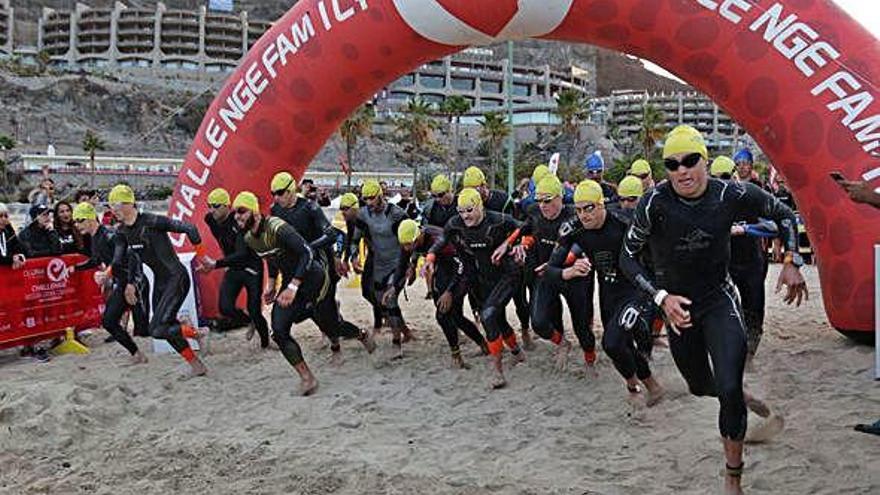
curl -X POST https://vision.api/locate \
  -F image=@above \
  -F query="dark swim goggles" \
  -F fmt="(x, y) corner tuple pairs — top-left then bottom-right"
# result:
(663, 153), (703, 172)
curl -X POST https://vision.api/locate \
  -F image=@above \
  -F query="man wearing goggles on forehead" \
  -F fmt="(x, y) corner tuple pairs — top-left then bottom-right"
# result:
(347, 180), (411, 358)
(108, 184), (210, 378)
(425, 188), (524, 389)
(197, 188), (270, 349)
(620, 125), (805, 493)
(497, 175), (596, 372)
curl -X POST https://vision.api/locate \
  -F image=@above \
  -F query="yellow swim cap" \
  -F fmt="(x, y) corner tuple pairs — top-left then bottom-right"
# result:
(232, 191), (260, 213)
(207, 188), (231, 206)
(270, 172), (296, 193)
(573, 180), (604, 204)
(462, 166), (487, 188)
(629, 159), (652, 176)
(397, 219), (420, 245)
(663, 125), (708, 159)
(339, 192), (359, 209)
(535, 175), (563, 198)
(617, 176), (644, 198)
(710, 156), (736, 177)
(108, 184), (135, 204)
(431, 174), (452, 194)
(361, 179), (381, 198)
(457, 188), (483, 208)
(532, 164), (551, 183)
(72, 202), (97, 221)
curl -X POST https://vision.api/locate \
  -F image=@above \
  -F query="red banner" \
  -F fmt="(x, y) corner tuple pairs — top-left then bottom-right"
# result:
(0, 254), (104, 349)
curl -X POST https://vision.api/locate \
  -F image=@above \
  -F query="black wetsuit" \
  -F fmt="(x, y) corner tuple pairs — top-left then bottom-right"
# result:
(393, 225), (485, 354)
(273, 199), (363, 350)
(546, 210), (652, 380)
(521, 204), (596, 355)
(77, 225), (150, 354)
(620, 179), (798, 441)
(728, 205), (769, 358)
(483, 188), (529, 330)
(244, 216), (328, 367)
(205, 212), (269, 347)
(113, 212), (202, 357)
(430, 211), (522, 354)
(420, 197), (458, 228)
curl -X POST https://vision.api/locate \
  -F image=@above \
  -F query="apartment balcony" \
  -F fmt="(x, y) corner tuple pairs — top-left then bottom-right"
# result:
(161, 16), (199, 28)
(161, 28), (200, 39)
(117, 38), (154, 52)
(117, 25), (155, 36)
(205, 45), (242, 59)
(205, 31), (242, 44)
(78, 27), (111, 37)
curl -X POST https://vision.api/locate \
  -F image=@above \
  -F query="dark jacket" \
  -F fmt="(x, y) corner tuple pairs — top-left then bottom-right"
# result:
(18, 222), (63, 258)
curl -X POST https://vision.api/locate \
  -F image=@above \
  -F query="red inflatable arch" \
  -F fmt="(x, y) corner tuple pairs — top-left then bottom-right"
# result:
(170, 0), (880, 337)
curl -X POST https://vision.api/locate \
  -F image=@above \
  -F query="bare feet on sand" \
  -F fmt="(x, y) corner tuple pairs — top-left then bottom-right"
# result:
(359, 330), (377, 354)
(554, 339), (571, 372)
(126, 350), (148, 366)
(451, 351), (470, 369)
(521, 328), (536, 351)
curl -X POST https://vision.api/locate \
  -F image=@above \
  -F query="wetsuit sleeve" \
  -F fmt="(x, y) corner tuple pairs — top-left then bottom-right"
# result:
(743, 218), (779, 238)
(544, 229), (576, 285)
(737, 183), (798, 253)
(152, 214), (202, 245)
(75, 237), (103, 271)
(348, 216), (366, 261)
(419, 200), (434, 226)
(276, 223), (313, 281)
(390, 248), (411, 292)
(620, 194), (662, 299)
(215, 234), (250, 269)
(308, 203), (337, 251)
(427, 220), (454, 257)
(447, 256), (469, 299)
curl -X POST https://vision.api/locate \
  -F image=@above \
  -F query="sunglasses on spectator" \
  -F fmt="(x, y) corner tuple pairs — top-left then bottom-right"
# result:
(664, 153), (703, 171)
(575, 204), (598, 214)
(457, 206), (476, 214)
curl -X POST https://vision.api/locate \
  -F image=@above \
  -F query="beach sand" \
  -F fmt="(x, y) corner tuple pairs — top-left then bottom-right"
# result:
(1, 265), (877, 494)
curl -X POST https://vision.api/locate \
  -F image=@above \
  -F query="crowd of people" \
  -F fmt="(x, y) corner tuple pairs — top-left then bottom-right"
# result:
(2, 124), (826, 493)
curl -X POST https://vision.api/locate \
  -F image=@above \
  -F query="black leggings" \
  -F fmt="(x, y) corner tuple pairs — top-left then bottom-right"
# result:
(668, 288), (748, 441)
(433, 258), (485, 352)
(530, 275), (596, 352)
(729, 260), (766, 356)
(219, 268), (270, 347)
(513, 276), (530, 330)
(313, 281), (362, 349)
(150, 274), (192, 355)
(476, 271), (519, 350)
(602, 298), (652, 381)
(102, 281), (150, 355)
(361, 257), (384, 329)
(271, 265), (325, 367)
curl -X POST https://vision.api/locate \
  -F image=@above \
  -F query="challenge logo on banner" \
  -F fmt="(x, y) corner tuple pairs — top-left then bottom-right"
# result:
(0, 255), (104, 349)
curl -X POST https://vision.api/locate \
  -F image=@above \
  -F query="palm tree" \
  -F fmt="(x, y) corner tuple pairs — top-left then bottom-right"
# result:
(339, 104), (375, 188)
(637, 104), (667, 161)
(0, 134), (15, 191)
(478, 112), (511, 188)
(437, 95), (471, 177)
(82, 130), (107, 188)
(393, 98), (438, 193)
(553, 89), (589, 166)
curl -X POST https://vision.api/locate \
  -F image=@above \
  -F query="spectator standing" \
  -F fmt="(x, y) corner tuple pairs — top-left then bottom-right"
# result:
(19, 204), (62, 258)
(54, 201), (86, 254)
(0, 203), (26, 268)
(29, 178), (56, 213)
